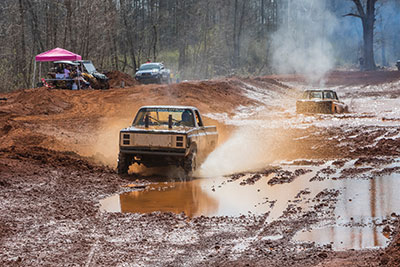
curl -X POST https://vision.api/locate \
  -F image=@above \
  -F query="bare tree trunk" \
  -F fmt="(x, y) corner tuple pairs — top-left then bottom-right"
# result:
(363, 0), (376, 70)
(232, 0), (245, 69)
(18, 0), (28, 87)
(153, 25), (157, 61)
(346, 0), (377, 70)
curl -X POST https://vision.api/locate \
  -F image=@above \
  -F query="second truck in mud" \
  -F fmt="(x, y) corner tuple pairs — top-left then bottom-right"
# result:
(296, 89), (348, 114)
(117, 106), (218, 176)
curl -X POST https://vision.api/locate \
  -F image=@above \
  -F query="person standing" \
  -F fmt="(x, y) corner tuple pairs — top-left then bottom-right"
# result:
(64, 65), (71, 78)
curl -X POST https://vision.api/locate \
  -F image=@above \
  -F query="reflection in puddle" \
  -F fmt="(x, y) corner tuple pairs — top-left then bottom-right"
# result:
(294, 226), (390, 250)
(100, 162), (400, 250)
(109, 182), (219, 217)
(100, 164), (400, 222)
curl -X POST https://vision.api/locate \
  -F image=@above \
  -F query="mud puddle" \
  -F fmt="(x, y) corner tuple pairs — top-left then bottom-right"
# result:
(100, 161), (400, 226)
(294, 225), (390, 251)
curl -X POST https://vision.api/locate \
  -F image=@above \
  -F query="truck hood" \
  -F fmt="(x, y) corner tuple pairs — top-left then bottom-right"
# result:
(297, 99), (333, 102)
(135, 69), (160, 75)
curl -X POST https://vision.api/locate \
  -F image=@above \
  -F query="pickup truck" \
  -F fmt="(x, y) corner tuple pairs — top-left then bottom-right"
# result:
(117, 106), (218, 176)
(135, 63), (171, 84)
(296, 89), (348, 114)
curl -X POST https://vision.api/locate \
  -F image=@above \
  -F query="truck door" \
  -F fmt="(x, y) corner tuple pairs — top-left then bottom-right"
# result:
(197, 110), (217, 158)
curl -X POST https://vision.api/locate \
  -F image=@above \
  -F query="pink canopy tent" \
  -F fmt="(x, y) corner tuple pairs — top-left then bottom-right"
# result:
(35, 47), (82, 62)
(32, 48), (82, 87)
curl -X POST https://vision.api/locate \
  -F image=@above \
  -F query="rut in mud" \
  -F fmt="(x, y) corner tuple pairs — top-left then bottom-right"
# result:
(1, 71), (400, 266)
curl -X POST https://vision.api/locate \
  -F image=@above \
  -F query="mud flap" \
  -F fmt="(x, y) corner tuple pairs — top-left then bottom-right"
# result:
(117, 152), (130, 174)
(184, 148), (197, 177)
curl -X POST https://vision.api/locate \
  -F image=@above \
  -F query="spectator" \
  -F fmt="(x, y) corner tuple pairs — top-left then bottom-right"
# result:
(64, 65), (71, 79)
(56, 63), (63, 73)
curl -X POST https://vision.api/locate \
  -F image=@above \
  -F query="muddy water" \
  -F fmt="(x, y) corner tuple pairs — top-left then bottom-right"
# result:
(294, 226), (390, 251)
(101, 161), (400, 219)
(100, 161), (400, 249)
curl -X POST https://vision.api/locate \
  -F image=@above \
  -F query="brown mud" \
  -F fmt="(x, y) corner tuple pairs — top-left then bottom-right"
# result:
(1, 71), (400, 266)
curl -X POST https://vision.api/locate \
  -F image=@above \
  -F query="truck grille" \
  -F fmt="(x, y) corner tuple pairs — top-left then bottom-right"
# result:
(121, 133), (186, 148)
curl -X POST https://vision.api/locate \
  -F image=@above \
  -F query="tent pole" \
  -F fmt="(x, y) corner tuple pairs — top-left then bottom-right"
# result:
(32, 60), (36, 88)
(39, 63), (41, 84)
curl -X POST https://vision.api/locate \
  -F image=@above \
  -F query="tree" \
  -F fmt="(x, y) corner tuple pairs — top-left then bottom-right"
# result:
(345, 0), (378, 70)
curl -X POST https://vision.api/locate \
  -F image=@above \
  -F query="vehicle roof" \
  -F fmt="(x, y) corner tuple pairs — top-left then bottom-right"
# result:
(140, 62), (163, 66)
(138, 105), (198, 110)
(54, 60), (79, 65)
(73, 60), (93, 63)
(303, 89), (336, 92)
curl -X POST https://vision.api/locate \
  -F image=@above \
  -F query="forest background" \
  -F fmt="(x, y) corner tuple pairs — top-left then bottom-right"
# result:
(1, 0), (400, 92)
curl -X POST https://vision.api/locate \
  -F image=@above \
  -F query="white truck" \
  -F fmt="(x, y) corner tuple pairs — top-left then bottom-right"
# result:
(117, 106), (218, 176)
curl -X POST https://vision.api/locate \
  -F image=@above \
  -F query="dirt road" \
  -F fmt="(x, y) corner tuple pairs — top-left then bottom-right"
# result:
(1, 71), (400, 266)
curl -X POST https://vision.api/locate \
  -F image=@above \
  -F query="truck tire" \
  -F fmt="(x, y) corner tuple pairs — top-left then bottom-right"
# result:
(184, 148), (197, 177)
(117, 152), (130, 174)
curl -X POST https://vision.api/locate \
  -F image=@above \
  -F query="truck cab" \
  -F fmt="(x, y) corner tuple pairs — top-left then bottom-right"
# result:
(135, 63), (171, 84)
(118, 106), (218, 176)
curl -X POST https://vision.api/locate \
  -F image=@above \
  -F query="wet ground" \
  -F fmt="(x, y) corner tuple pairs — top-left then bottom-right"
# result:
(1, 71), (400, 266)
(100, 160), (400, 251)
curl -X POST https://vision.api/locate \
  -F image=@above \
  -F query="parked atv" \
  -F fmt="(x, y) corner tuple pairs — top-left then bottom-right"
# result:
(74, 60), (110, 89)
(49, 60), (109, 90)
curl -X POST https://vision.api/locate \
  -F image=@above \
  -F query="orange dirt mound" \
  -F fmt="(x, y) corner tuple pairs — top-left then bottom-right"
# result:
(106, 70), (138, 88)
(0, 77), (264, 159)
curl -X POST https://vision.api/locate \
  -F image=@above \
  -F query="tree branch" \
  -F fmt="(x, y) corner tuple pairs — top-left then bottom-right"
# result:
(343, 13), (362, 18)
(352, 0), (366, 18)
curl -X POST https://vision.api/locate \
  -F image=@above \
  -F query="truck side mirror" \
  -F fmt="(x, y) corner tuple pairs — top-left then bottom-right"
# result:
(135, 68), (139, 72)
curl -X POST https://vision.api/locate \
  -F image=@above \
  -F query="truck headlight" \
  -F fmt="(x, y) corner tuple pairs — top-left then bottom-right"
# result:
(122, 134), (130, 145)
(176, 136), (184, 147)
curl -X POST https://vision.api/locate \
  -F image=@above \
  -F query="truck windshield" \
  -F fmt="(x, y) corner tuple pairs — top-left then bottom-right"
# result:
(133, 108), (195, 127)
(139, 64), (161, 70)
(82, 62), (97, 73)
(306, 91), (323, 99)
(323, 91), (336, 99)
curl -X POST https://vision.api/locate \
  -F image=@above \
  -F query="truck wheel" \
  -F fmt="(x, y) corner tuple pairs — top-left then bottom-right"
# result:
(103, 81), (110, 89)
(184, 149), (197, 177)
(117, 152), (130, 174)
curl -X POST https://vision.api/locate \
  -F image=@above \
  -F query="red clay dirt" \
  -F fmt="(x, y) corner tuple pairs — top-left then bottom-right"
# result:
(106, 70), (139, 88)
(1, 71), (400, 266)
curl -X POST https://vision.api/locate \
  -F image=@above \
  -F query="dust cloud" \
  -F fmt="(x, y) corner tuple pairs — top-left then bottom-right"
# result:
(89, 117), (133, 167)
(199, 124), (290, 177)
(271, 0), (338, 85)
